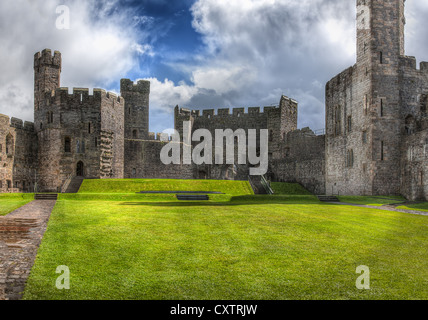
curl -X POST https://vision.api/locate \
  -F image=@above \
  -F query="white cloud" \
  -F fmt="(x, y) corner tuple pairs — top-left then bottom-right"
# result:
(147, 0), (428, 133)
(0, 0), (150, 122)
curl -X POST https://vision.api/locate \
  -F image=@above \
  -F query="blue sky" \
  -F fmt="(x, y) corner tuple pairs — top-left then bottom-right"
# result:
(0, 0), (428, 134)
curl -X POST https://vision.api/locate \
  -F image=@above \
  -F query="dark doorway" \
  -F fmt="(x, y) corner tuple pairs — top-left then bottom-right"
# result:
(198, 170), (207, 179)
(76, 161), (84, 177)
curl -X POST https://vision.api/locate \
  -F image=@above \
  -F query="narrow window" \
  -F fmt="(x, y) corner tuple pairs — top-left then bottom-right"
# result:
(419, 172), (424, 186)
(88, 123), (91, 134)
(0, 144), (2, 153)
(347, 116), (352, 133)
(76, 140), (80, 153)
(81, 140), (85, 153)
(380, 51), (383, 64)
(381, 141), (385, 161)
(362, 131), (367, 144)
(380, 99), (384, 117)
(64, 137), (71, 153)
(347, 150), (354, 168)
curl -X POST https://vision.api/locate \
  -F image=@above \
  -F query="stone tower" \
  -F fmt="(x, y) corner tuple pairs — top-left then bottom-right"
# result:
(34, 49), (61, 112)
(34, 49), (62, 192)
(120, 79), (150, 140)
(326, 0), (406, 196)
(358, 0), (406, 195)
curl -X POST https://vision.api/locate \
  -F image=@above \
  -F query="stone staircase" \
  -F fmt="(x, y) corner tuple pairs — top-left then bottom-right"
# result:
(248, 176), (267, 194)
(65, 177), (84, 193)
(34, 194), (58, 200)
(317, 195), (340, 202)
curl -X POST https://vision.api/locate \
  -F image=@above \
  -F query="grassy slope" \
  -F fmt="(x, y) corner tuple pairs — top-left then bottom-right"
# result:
(271, 183), (312, 195)
(78, 179), (254, 196)
(24, 197), (428, 300)
(338, 196), (406, 206)
(397, 203), (428, 212)
(0, 194), (34, 216)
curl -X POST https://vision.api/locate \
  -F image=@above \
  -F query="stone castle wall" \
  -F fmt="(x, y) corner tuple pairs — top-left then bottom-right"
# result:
(0, 114), (37, 193)
(272, 128), (326, 195)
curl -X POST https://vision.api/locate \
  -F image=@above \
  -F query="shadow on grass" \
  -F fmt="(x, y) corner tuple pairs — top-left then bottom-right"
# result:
(119, 195), (322, 207)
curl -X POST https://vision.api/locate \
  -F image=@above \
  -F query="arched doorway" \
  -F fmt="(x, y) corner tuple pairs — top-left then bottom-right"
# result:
(76, 161), (84, 177)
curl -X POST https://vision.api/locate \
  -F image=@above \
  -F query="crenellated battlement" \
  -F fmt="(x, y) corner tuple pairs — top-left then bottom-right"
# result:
(120, 78), (151, 94)
(0, 115), (35, 132)
(43, 87), (124, 106)
(399, 56), (428, 74)
(34, 49), (61, 69)
(175, 100), (297, 120)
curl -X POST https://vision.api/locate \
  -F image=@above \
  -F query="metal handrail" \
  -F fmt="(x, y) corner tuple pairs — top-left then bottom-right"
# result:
(260, 175), (274, 195)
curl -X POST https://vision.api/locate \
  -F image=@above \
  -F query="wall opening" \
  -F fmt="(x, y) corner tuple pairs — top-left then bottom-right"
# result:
(76, 161), (84, 177)
(64, 137), (71, 153)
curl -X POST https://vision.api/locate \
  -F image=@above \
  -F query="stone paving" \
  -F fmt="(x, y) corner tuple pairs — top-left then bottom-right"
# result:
(0, 200), (56, 300)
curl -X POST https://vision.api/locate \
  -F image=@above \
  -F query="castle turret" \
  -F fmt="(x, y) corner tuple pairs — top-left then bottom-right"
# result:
(121, 79), (150, 140)
(34, 49), (61, 113)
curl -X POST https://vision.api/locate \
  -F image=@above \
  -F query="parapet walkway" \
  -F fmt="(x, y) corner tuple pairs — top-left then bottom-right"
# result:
(0, 200), (56, 300)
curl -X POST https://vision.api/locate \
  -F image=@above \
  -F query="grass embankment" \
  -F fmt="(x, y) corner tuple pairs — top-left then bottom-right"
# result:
(24, 187), (428, 300)
(338, 196), (406, 206)
(397, 203), (428, 212)
(0, 194), (34, 216)
(60, 179), (254, 202)
(270, 182), (312, 195)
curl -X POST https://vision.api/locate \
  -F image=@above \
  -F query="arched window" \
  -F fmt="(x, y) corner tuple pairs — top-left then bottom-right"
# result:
(405, 115), (415, 135)
(64, 137), (71, 153)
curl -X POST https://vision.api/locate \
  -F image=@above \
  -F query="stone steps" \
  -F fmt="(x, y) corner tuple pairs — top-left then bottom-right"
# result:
(317, 195), (340, 202)
(65, 177), (84, 193)
(34, 194), (58, 200)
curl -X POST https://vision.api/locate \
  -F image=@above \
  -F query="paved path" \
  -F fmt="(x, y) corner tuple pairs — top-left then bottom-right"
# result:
(331, 202), (428, 216)
(0, 200), (56, 300)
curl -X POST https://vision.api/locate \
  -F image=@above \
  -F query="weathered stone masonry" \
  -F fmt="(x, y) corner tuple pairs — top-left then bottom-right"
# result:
(0, 0), (427, 199)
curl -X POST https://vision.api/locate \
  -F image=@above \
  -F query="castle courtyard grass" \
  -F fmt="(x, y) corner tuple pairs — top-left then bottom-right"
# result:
(0, 194), (34, 216)
(23, 195), (428, 300)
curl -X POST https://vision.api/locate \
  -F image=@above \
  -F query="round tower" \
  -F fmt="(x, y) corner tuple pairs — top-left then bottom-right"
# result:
(33, 49), (62, 192)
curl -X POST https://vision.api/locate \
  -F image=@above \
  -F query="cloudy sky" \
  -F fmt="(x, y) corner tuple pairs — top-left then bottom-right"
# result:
(0, 0), (427, 133)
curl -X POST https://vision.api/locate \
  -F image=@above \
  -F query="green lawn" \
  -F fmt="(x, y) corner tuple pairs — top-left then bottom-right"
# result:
(338, 196), (406, 207)
(24, 192), (428, 300)
(271, 182), (312, 195)
(79, 179), (254, 195)
(0, 194), (34, 216)
(397, 202), (428, 212)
